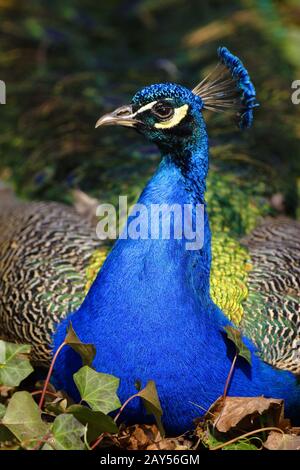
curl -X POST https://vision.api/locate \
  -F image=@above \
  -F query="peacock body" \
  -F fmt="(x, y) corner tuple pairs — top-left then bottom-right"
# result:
(0, 47), (299, 433)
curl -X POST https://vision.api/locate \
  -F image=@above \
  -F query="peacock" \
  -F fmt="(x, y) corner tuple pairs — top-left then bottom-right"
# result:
(0, 47), (300, 434)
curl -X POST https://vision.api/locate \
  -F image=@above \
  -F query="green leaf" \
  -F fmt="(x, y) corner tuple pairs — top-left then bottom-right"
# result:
(137, 380), (164, 437)
(73, 366), (121, 414)
(222, 439), (259, 450)
(0, 340), (33, 387)
(224, 326), (252, 365)
(2, 391), (48, 448)
(67, 404), (118, 442)
(65, 323), (96, 367)
(46, 414), (86, 450)
(204, 429), (258, 450)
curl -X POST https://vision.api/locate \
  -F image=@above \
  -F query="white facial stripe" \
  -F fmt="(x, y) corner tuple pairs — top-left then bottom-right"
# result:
(134, 100), (157, 116)
(154, 104), (189, 129)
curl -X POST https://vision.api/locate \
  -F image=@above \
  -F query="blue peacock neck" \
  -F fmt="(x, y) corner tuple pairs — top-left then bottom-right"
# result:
(155, 112), (209, 205)
(128, 116), (213, 306)
(84, 115), (214, 314)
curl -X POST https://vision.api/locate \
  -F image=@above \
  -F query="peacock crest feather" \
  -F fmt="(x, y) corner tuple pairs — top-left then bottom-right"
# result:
(192, 46), (259, 128)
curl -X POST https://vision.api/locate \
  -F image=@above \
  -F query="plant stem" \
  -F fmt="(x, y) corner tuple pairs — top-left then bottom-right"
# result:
(223, 352), (238, 400)
(211, 426), (284, 451)
(38, 341), (66, 410)
(114, 393), (139, 424)
(90, 393), (141, 451)
(32, 390), (59, 399)
(90, 432), (106, 451)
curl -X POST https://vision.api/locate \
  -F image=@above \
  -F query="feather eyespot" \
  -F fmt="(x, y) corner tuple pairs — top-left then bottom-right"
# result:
(151, 101), (174, 120)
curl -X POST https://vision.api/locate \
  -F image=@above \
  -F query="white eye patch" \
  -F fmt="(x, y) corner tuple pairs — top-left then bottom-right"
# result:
(134, 101), (189, 129)
(134, 101), (158, 115)
(154, 104), (189, 129)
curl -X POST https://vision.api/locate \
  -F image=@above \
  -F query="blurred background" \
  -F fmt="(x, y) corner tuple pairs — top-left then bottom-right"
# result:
(0, 0), (300, 237)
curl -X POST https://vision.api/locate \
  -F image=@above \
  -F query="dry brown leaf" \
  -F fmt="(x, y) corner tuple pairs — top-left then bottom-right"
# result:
(117, 424), (161, 450)
(0, 385), (13, 398)
(115, 424), (193, 451)
(264, 431), (300, 451)
(207, 396), (284, 433)
(147, 437), (192, 451)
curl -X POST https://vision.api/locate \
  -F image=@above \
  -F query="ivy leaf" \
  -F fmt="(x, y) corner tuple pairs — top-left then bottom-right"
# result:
(0, 340), (33, 387)
(2, 391), (48, 448)
(224, 326), (252, 365)
(45, 414), (86, 450)
(67, 404), (118, 442)
(65, 323), (96, 367)
(73, 366), (121, 414)
(137, 380), (164, 437)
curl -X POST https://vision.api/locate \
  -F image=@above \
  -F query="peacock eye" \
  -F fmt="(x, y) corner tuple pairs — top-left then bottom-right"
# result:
(152, 101), (174, 120)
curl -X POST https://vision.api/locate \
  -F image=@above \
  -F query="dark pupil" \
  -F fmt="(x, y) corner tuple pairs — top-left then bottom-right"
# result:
(152, 102), (174, 120)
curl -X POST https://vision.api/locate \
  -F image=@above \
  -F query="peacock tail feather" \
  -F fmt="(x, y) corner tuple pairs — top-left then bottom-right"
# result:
(206, 164), (270, 325)
(85, 246), (110, 294)
(241, 219), (300, 374)
(0, 200), (101, 364)
(210, 231), (251, 325)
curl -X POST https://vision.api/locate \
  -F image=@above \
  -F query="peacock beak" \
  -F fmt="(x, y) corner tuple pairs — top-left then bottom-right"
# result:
(95, 105), (139, 128)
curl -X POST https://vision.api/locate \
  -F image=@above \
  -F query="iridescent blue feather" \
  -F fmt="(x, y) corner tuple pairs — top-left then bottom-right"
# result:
(193, 46), (259, 128)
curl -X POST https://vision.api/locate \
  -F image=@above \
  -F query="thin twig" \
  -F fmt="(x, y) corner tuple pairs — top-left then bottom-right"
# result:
(223, 352), (238, 399)
(90, 432), (109, 451)
(32, 390), (59, 399)
(114, 393), (139, 424)
(91, 393), (141, 451)
(210, 426), (284, 451)
(38, 341), (66, 410)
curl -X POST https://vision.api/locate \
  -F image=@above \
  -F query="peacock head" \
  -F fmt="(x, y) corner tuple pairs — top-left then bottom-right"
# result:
(96, 47), (258, 151)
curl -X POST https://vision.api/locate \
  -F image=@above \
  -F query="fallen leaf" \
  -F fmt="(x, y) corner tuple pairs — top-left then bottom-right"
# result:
(207, 396), (284, 433)
(147, 437), (193, 450)
(0, 385), (13, 398)
(117, 424), (161, 450)
(264, 431), (300, 450)
(117, 424), (192, 450)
